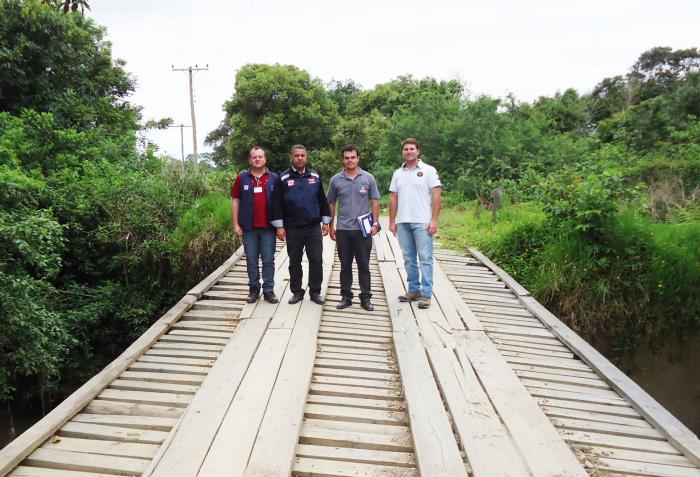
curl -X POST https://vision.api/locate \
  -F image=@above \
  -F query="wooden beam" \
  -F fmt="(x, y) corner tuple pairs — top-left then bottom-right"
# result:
(145, 318), (269, 477)
(246, 239), (335, 476)
(458, 331), (589, 477)
(468, 247), (530, 296)
(0, 294), (196, 475)
(379, 261), (467, 477)
(520, 295), (700, 466)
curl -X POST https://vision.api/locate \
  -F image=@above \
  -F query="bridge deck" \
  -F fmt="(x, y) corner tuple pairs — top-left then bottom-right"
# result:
(1, 224), (699, 476)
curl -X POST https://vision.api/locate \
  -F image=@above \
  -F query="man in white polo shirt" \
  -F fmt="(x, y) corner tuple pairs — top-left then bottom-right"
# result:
(388, 138), (441, 309)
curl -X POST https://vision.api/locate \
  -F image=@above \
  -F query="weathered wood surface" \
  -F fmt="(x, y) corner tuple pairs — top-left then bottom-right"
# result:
(438, 246), (700, 474)
(3, 231), (698, 477)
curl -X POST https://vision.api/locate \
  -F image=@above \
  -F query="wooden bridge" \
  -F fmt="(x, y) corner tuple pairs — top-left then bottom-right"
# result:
(1, 220), (699, 477)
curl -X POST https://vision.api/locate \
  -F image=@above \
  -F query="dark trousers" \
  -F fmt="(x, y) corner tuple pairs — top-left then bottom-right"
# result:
(286, 224), (323, 295)
(336, 229), (372, 300)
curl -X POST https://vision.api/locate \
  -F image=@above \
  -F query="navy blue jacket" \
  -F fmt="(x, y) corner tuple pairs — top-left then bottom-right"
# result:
(237, 170), (278, 231)
(270, 167), (331, 228)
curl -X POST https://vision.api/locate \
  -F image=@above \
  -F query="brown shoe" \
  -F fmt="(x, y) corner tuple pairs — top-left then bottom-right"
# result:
(417, 296), (431, 309)
(398, 291), (421, 302)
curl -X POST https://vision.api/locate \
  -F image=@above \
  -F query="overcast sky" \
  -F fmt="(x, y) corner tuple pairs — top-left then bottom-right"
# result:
(88, 0), (700, 159)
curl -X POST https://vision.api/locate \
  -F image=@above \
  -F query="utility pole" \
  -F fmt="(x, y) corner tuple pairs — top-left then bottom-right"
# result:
(168, 123), (192, 171)
(172, 64), (208, 160)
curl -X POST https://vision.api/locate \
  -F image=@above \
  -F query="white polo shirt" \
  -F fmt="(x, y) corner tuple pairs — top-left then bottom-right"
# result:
(389, 160), (441, 223)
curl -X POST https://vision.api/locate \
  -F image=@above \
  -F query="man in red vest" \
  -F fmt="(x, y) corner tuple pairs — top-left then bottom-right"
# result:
(231, 146), (280, 303)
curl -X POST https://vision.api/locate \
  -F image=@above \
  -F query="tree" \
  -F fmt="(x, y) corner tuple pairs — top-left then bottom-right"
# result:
(0, 0), (138, 132)
(216, 64), (339, 171)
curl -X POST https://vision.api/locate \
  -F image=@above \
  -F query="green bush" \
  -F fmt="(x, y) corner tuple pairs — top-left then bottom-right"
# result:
(170, 194), (240, 284)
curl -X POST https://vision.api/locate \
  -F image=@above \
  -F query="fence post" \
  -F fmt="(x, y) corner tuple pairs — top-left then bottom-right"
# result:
(491, 188), (501, 223)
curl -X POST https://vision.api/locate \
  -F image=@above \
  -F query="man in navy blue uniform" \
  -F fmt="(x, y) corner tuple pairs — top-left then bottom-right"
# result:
(271, 145), (331, 305)
(231, 146), (279, 304)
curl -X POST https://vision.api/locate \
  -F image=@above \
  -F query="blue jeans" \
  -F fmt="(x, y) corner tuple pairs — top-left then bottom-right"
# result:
(242, 228), (276, 292)
(397, 223), (434, 298)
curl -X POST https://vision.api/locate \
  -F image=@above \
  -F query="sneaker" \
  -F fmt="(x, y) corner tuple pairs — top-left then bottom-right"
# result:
(263, 291), (278, 304)
(360, 299), (374, 311)
(246, 286), (260, 304)
(288, 293), (304, 304)
(336, 297), (352, 309)
(398, 291), (421, 302)
(417, 296), (431, 309)
(309, 293), (325, 305)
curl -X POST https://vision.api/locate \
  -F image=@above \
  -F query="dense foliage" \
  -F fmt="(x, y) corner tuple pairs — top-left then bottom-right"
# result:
(0, 1), (235, 422)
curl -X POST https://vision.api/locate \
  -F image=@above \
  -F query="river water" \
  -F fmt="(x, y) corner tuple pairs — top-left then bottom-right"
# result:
(1, 330), (698, 449)
(606, 328), (700, 436)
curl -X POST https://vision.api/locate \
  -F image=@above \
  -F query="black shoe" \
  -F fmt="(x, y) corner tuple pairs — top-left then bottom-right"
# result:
(309, 293), (325, 305)
(263, 291), (278, 304)
(336, 297), (353, 309)
(246, 286), (260, 303)
(360, 299), (374, 311)
(288, 293), (304, 304)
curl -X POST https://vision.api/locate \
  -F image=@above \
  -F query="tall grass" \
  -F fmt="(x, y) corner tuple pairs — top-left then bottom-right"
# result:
(439, 203), (700, 353)
(170, 193), (240, 284)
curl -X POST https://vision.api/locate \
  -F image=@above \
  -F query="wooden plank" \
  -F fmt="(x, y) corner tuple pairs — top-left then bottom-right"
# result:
(127, 362), (210, 376)
(572, 445), (696, 468)
(433, 259), (483, 331)
(593, 457), (700, 477)
(9, 466), (107, 476)
(313, 367), (398, 383)
(427, 347), (529, 477)
(293, 456), (418, 476)
(521, 295), (700, 466)
(541, 406), (649, 428)
(560, 429), (682, 455)
(82, 400), (183, 419)
(198, 329), (293, 476)
(295, 444), (415, 468)
(468, 247), (530, 296)
(304, 403), (408, 426)
(118, 370), (205, 385)
(187, 246), (244, 298)
(157, 334), (228, 346)
(372, 231), (394, 262)
(458, 331), (589, 477)
(144, 348), (220, 360)
(535, 397), (642, 418)
(299, 423), (413, 453)
(109, 378), (199, 395)
(551, 417), (666, 440)
(180, 309), (239, 321)
(146, 317), (269, 477)
(23, 448), (147, 476)
(136, 355), (214, 367)
(302, 417), (411, 438)
(0, 294), (196, 475)
(246, 234), (359, 477)
(71, 414), (177, 432)
(379, 261), (467, 477)
(310, 383), (402, 400)
(58, 422), (168, 445)
(40, 435), (159, 460)
(305, 394), (404, 412)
